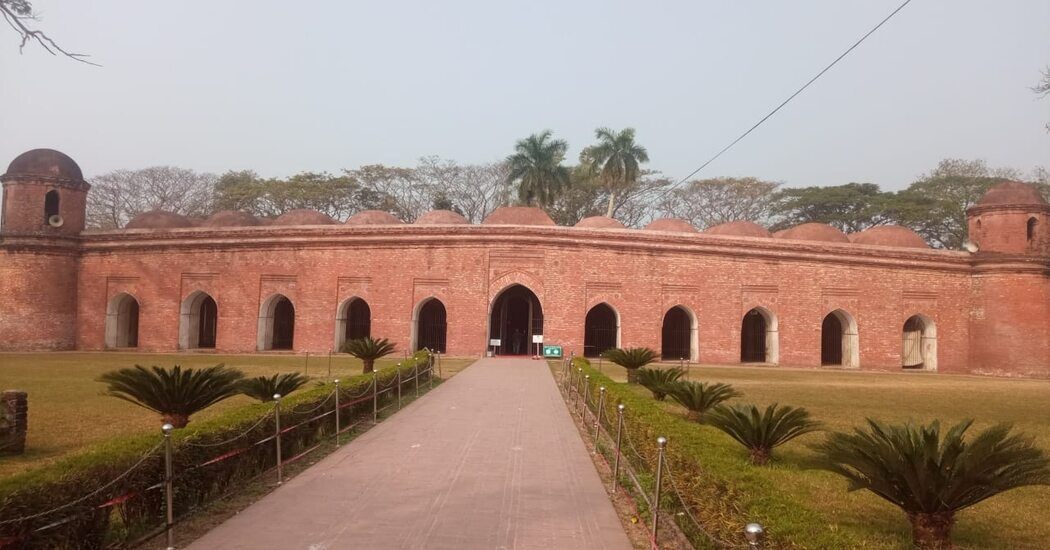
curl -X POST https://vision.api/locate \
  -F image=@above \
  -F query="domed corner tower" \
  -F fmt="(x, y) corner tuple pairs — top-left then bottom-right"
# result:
(964, 181), (1050, 377)
(0, 149), (88, 351)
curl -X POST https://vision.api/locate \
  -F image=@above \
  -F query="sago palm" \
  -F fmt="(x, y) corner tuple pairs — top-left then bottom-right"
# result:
(812, 419), (1050, 550)
(239, 372), (310, 402)
(506, 130), (571, 207)
(580, 127), (649, 217)
(601, 347), (658, 383)
(97, 364), (244, 428)
(636, 367), (685, 401)
(341, 336), (396, 374)
(667, 381), (741, 422)
(707, 403), (821, 465)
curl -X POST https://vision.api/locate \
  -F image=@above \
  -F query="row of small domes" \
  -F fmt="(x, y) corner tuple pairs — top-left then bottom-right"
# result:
(123, 206), (930, 248)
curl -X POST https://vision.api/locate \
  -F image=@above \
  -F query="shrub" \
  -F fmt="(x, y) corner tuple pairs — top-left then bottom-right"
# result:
(636, 367), (685, 401)
(706, 403), (821, 465)
(239, 372), (310, 402)
(812, 419), (1050, 550)
(601, 347), (657, 383)
(97, 364), (244, 428)
(341, 337), (396, 374)
(666, 380), (740, 422)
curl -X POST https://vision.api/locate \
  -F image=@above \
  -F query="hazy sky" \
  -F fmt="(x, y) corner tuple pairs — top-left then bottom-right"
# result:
(1, 1), (1047, 190)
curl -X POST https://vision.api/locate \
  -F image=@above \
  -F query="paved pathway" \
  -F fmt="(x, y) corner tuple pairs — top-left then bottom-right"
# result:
(188, 358), (632, 550)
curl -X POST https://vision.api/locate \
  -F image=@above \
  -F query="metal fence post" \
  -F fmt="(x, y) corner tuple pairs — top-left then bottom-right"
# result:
(593, 387), (605, 451)
(428, 354), (434, 389)
(581, 375), (591, 416)
(372, 373), (378, 424)
(573, 368), (582, 409)
(437, 352), (443, 378)
(304, 352), (310, 376)
(745, 523), (765, 549)
(273, 394), (283, 485)
(333, 379), (341, 447)
(414, 361), (420, 398)
(327, 349), (333, 378)
(652, 436), (667, 545)
(612, 404), (624, 492)
(396, 365), (402, 410)
(161, 423), (175, 550)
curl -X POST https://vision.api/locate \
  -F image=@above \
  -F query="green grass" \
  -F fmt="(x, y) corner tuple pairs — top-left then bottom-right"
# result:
(584, 361), (1050, 549)
(0, 352), (472, 478)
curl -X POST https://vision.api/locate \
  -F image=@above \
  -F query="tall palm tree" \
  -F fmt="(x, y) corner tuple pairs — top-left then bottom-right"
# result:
(506, 130), (570, 207)
(341, 336), (396, 374)
(812, 419), (1050, 549)
(601, 347), (658, 384)
(239, 372), (310, 402)
(97, 364), (244, 428)
(581, 127), (649, 217)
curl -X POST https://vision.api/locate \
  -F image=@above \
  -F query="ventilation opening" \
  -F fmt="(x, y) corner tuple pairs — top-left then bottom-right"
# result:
(44, 190), (59, 224)
(1027, 217), (1037, 242)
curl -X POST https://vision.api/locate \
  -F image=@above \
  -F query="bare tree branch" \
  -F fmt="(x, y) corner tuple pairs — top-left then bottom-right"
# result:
(1, 1), (99, 66)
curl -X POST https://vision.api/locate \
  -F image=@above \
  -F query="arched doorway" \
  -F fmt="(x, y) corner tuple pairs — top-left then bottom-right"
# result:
(903, 314), (937, 371)
(258, 294), (294, 351)
(821, 309), (858, 368)
(179, 291), (217, 349)
(584, 303), (619, 358)
(105, 293), (139, 348)
(661, 306), (696, 360)
(415, 298), (447, 352)
(740, 307), (778, 364)
(489, 284), (543, 356)
(335, 298), (371, 349)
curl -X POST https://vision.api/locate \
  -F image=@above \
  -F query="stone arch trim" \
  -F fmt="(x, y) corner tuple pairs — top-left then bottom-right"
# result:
(661, 304), (699, 361)
(411, 295), (448, 352)
(822, 308), (860, 369)
(179, 290), (217, 349)
(902, 312), (937, 371)
(257, 293), (294, 351)
(105, 292), (140, 349)
(334, 295), (372, 351)
(740, 305), (779, 365)
(488, 270), (545, 304)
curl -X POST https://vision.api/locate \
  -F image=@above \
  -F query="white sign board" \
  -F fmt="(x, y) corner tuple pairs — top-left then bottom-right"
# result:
(489, 339), (501, 346)
(532, 335), (544, 344)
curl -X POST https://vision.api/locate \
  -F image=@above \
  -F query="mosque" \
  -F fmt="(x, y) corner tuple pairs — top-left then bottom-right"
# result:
(2, 148), (1048, 378)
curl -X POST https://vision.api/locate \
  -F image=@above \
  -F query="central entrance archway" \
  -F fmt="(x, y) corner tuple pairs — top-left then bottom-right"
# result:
(489, 284), (543, 356)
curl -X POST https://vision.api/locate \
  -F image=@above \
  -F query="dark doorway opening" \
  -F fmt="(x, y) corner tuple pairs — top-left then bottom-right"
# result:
(197, 296), (217, 349)
(272, 297), (295, 350)
(489, 285), (543, 355)
(662, 306), (692, 360)
(417, 299), (447, 352)
(741, 309), (767, 363)
(584, 303), (618, 357)
(821, 313), (843, 365)
(344, 299), (371, 342)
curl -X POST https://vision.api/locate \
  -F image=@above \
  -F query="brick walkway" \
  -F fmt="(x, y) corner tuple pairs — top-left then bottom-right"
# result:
(187, 358), (632, 550)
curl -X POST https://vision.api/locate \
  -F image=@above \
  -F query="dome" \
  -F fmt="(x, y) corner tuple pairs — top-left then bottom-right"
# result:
(849, 225), (929, 249)
(201, 210), (260, 227)
(775, 223), (849, 243)
(3, 148), (85, 184)
(415, 210), (470, 225)
(482, 206), (556, 226)
(575, 216), (625, 229)
(346, 210), (403, 225)
(273, 209), (336, 226)
(643, 218), (698, 233)
(125, 210), (194, 230)
(976, 181), (1048, 207)
(703, 221), (771, 238)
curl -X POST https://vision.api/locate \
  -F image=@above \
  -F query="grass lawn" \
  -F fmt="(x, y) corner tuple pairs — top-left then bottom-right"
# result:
(586, 360), (1050, 549)
(0, 352), (474, 478)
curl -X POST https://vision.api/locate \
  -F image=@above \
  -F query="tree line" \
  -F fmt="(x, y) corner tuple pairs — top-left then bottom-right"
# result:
(84, 128), (1048, 250)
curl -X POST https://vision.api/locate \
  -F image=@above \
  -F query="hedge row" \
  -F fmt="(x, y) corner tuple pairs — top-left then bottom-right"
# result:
(569, 358), (866, 549)
(0, 351), (436, 549)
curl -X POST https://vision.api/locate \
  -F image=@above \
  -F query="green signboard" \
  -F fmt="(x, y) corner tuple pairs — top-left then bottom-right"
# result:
(543, 345), (563, 358)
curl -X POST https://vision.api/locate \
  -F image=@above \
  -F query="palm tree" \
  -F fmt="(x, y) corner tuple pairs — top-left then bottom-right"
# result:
(239, 373), (310, 402)
(707, 403), (821, 465)
(97, 364), (244, 428)
(601, 347), (658, 383)
(341, 336), (396, 374)
(636, 367), (685, 401)
(580, 127), (649, 217)
(506, 130), (571, 207)
(666, 381), (741, 422)
(812, 419), (1050, 549)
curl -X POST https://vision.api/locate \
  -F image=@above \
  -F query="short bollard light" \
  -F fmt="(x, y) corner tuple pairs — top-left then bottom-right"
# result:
(273, 393), (283, 485)
(333, 379), (341, 447)
(652, 436), (668, 544)
(745, 523), (765, 548)
(161, 423), (175, 550)
(611, 403), (625, 493)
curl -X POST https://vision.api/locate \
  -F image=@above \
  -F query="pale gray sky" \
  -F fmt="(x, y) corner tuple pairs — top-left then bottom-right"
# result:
(1, 0), (1048, 190)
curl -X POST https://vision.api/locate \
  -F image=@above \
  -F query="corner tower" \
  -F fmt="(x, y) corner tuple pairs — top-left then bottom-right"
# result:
(965, 181), (1050, 377)
(0, 149), (88, 350)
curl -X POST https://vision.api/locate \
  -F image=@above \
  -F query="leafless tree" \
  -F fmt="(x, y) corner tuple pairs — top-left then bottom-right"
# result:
(87, 167), (217, 229)
(1, 0), (97, 65)
(659, 177), (781, 229)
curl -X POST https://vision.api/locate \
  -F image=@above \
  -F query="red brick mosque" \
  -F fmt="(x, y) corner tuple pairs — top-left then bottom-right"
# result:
(2, 149), (1048, 378)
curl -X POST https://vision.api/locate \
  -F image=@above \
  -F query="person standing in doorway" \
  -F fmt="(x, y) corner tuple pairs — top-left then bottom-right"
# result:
(512, 329), (524, 355)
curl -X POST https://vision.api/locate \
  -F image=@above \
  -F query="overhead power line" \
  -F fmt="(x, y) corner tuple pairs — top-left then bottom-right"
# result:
(664, 0), (914, 195)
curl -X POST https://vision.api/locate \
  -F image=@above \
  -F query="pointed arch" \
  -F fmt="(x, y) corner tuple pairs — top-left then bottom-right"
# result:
(105, 292), (140, 349)
(661, 305), (697, 361)
(335, 297), (371, 350)
(258, 294), (294, 351)
(821, 309), (859, 368)
(412, 297), (447, 353)
(740, 307), (778, 364)
(488, 284), (543, 355)
(903, 314), (937, 371)
(179, 291), (217, 349)
(44, 189), (60, 223)
(584, 302), (620, 358)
